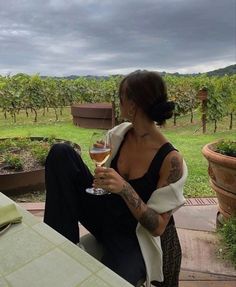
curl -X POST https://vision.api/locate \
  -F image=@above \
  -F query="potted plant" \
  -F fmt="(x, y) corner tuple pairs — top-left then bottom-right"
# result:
(202, 140), (236, 222)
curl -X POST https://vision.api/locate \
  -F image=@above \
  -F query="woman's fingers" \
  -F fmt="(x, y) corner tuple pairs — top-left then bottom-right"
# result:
(94, 166), (109, 175)
(93, 166), (125, 193)
(94, 166), (114, 180)
(92, 166), (104, 188)
(93, 178), (112, 192)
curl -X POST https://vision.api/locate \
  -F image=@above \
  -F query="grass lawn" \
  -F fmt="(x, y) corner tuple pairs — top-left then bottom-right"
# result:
(1, 107), (235, 199)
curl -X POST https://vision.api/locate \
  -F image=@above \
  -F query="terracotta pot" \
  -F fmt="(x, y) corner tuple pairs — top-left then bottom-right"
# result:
(210, 181), (236, 217)
(202, 142), (236, 194)
(202, 142), (236, 219)
(71, 103), (115, 129)
(0, 137), (81, 195)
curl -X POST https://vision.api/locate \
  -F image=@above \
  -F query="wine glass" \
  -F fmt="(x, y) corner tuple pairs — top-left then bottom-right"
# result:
(86, 131), (111, 195)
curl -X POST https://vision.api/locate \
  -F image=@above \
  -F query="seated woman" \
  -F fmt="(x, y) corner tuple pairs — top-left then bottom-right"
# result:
(44, 70), (187, 287)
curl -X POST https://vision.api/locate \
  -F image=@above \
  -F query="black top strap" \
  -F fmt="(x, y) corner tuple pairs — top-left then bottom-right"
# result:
(147, 142), (177, 178)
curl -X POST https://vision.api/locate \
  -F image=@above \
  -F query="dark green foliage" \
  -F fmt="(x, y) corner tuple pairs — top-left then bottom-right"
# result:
(0, 138), (51, 171)
(0, 137), (79, 172)
(0, 139), (16, 153)
(30, 143), (50, 166)
(43, 135), (57, 146)
(0, 72), (235, 130)
(4, 153), (23, 171)
(217, 217), (236, 267)
(216, 140), (236, 157)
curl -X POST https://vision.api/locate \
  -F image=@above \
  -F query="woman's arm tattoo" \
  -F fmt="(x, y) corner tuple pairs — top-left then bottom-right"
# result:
(119, 183), (163, 233)
(139, 208), (159, 232)
(119, 183), (142, 209)
(167, 156), (182, 184)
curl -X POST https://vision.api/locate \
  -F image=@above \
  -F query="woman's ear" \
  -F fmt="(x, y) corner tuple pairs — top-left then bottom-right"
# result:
(129, 100), (137, 112)
(127, 101), (137, 121)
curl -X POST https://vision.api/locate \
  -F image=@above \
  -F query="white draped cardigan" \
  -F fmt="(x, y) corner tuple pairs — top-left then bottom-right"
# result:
(105, 122), (187, 286)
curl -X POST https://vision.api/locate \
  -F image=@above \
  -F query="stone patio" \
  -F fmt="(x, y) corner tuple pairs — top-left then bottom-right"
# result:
(19, 198), (236, 286)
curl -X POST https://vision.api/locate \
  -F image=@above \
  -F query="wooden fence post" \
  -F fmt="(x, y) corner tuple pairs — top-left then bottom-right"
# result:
(197, 88), (208, 134)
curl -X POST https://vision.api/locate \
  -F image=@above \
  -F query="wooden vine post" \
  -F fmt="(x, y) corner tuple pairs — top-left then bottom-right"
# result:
(197, 87), (208, 134)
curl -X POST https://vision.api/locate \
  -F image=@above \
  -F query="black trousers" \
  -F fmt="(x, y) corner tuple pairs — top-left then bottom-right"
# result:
(44, 143), (145, 286)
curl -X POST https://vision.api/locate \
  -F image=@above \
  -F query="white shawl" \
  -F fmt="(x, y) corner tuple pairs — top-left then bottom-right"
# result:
(105, 122), (187, 286)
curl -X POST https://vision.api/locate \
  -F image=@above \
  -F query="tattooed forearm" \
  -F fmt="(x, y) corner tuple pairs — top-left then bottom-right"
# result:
(139, 208), (159, 233)
(119, 183), (142, 209)
(167, 156), (182, 184)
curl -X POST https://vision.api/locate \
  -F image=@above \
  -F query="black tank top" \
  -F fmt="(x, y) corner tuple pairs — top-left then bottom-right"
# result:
(103, 140), (177, 236)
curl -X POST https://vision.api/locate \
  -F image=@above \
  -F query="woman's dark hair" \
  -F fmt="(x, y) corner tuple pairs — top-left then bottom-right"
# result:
(119, 70), (175, 125)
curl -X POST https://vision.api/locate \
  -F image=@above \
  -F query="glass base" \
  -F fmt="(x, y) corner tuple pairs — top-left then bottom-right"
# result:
(86, 187), (110, 196)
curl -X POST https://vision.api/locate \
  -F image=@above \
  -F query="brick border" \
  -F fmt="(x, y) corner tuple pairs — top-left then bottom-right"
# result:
(18, 198), (218, 215)
(185, 197), (218, 206)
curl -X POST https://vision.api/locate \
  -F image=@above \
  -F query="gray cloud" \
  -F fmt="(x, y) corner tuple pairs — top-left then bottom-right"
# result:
(0, 0), (235, 75)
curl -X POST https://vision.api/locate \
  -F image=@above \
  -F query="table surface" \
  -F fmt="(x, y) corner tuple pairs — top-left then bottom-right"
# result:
(0, 192), (132, 287)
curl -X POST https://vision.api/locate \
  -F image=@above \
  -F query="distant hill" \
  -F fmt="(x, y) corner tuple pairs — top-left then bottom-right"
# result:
(206, 64), (236, 76)
(158, 64), (236, 77)
(40, 64), (236, 80)
(41, 75), (110, 80)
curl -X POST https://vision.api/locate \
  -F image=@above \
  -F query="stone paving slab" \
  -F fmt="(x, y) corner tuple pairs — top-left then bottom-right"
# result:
(178, 228), (236, 277)
(174, 205), (218, 232)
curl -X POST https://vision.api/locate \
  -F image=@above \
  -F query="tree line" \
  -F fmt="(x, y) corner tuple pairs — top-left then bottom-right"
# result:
(0, 73), (235, 132)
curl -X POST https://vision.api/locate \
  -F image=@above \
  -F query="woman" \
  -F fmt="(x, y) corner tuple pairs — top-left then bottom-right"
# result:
(44, 70), (187, 287)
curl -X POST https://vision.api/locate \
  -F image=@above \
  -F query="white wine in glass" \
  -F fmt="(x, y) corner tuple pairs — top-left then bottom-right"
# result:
(86, 132), (111, 195)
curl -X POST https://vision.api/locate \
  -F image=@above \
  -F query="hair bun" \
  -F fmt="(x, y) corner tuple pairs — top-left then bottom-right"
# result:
(149, 101), (175, 125)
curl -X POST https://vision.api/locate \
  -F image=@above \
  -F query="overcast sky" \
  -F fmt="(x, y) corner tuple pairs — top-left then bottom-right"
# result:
(0, 0), (235, 76)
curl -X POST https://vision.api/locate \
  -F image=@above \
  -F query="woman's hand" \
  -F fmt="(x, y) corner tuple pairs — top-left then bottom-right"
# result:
(93, 166), (126, 194)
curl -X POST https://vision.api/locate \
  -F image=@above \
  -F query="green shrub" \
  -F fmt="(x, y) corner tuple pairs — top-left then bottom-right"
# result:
(44, 135), (57, 145)
(216, 140), (236, 157)
(0, 137), (51, 170)
(15, 137), (32, 149)
(217, 217), (236, 267)
(30, 144), (49, 166)
(4, 153), (23, 171)
(0, 139), (17, 153)
(0, 138), (32, 152)
(0, 136), (76, 171)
